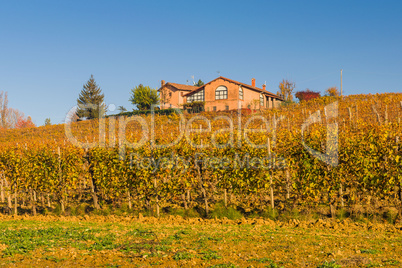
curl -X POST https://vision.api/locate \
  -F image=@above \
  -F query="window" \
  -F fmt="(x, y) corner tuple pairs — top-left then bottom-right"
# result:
(187, 89), (204, 103)
(260, 94), (264, 107)
(169, 92), (172, 97)
(215, 86), (228, 100)
(225, 105), (229, 111)
(239, 86), (243, 100)
(213, 106), (217, 111)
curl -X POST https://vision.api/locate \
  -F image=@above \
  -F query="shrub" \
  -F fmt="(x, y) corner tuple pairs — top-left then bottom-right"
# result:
(209, 202), (243, 220)
(295, 89), (321, 102)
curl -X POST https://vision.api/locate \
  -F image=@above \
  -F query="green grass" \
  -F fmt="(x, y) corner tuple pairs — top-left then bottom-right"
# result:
(360, 248), (381, 254)
(208, 263), (238, 268)
(201, 249), (222, 260)
(173, 251), (193, 260)
(247, 257), (284, 267)
(0, 224), (158, 257)
(0, 216), (401, 267)
(317, 261), (341, 268)
(0, 226), (98, 256)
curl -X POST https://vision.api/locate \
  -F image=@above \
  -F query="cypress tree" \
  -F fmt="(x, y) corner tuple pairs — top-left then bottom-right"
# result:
(76, 75), (106, 119)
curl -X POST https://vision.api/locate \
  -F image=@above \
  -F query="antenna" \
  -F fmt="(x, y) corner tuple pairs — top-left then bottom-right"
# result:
(191, 75), (195, 85)
(217, 71), (220, 76)
(186, 80), (189, 85)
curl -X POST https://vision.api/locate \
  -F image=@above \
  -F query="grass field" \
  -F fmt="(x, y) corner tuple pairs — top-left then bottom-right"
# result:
(0, 215), (401, 267)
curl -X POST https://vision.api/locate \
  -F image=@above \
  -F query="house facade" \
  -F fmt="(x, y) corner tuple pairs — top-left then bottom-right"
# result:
(158, 80), (198, 109)
(158, 76), (283, 111)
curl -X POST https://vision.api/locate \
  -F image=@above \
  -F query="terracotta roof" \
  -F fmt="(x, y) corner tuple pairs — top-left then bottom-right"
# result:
(158, 82), (198, 92)
(183, 76), (283, 99)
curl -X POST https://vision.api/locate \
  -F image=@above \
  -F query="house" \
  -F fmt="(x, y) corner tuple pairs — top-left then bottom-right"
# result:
(158, 80), (198, 109)
(158, 76), (283, 111)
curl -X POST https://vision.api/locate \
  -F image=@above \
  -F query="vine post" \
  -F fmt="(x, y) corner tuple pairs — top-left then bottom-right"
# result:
(0, 173), (4, 203)
(267, 138), (274, 210)
(286, 169), (290, 200)
(58, 147), (65, 214)
(30, 188), (36, 216)
(13, 185), (17, 215)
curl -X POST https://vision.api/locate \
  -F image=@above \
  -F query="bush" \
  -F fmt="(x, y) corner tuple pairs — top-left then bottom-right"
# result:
(169, 208), (201, 218)
(109, 108), (182, 117)
(209, 202), (243, 220)
(295, 89), (321, 102)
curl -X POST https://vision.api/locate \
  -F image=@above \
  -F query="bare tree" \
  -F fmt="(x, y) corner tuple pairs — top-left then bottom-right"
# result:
(0, 91), (9, 128)
(0, 91), (27, 129)
(277, 79), (295, 102)
(159, 86), (171, 109)
(7, 108), (24, 128)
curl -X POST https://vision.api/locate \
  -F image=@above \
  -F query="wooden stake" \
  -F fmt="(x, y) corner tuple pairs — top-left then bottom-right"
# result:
(58, 147), (65, 214)
(267, 138), (274, 209)
(385, 105), (388, 124)
(127, 190), (132, 210)
(7, 192), (12, 208)
(30, 188), (36, 216)
(182, 193), (188, 210)
(347, 107), (351, 121)
(40, 193), (44, 207)
(339, 183), (344, 208)
(286, 170), (290, 200)
(372, 105), (381, 124)
(224, 189), (228, 208)
(355, 105), (359, 124)
(14, 190), (17, 215)
(154, 178), (159, 218)
(0, 176), (4, 203)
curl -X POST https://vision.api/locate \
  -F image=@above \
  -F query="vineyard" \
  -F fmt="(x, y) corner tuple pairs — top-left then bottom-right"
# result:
(0, 93), (401, 221)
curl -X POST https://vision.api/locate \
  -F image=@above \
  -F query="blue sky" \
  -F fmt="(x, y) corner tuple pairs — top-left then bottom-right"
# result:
(0, 0), (401, 125)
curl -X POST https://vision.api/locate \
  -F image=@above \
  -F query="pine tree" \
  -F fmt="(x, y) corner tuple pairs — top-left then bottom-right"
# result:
(76, 75), (106, 119)
(195, 79), (204, 86)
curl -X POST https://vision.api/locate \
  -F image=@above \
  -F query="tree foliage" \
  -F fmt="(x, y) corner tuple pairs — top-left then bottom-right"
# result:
(15, 116), (36, 129)
(0, 91), (33, 129)
(325, 87), (340, 97)
(277, 79), (295, 102)
(295, 89), (321, 102)
(195, 79), (204, 87)
(129, 84), (159, 110)
(44, 118), (51, 126)
(117, 106), (127, 113)
(76, 75), (106, 119)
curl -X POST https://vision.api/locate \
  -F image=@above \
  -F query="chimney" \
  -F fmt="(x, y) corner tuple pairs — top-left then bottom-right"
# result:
(161, 80), (165, 87)
(262, 84), (266, 91)
(251, 78), (256, 87)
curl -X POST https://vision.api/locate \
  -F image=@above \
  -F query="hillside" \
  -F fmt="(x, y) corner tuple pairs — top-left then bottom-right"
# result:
(0, 93), (401, 222)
